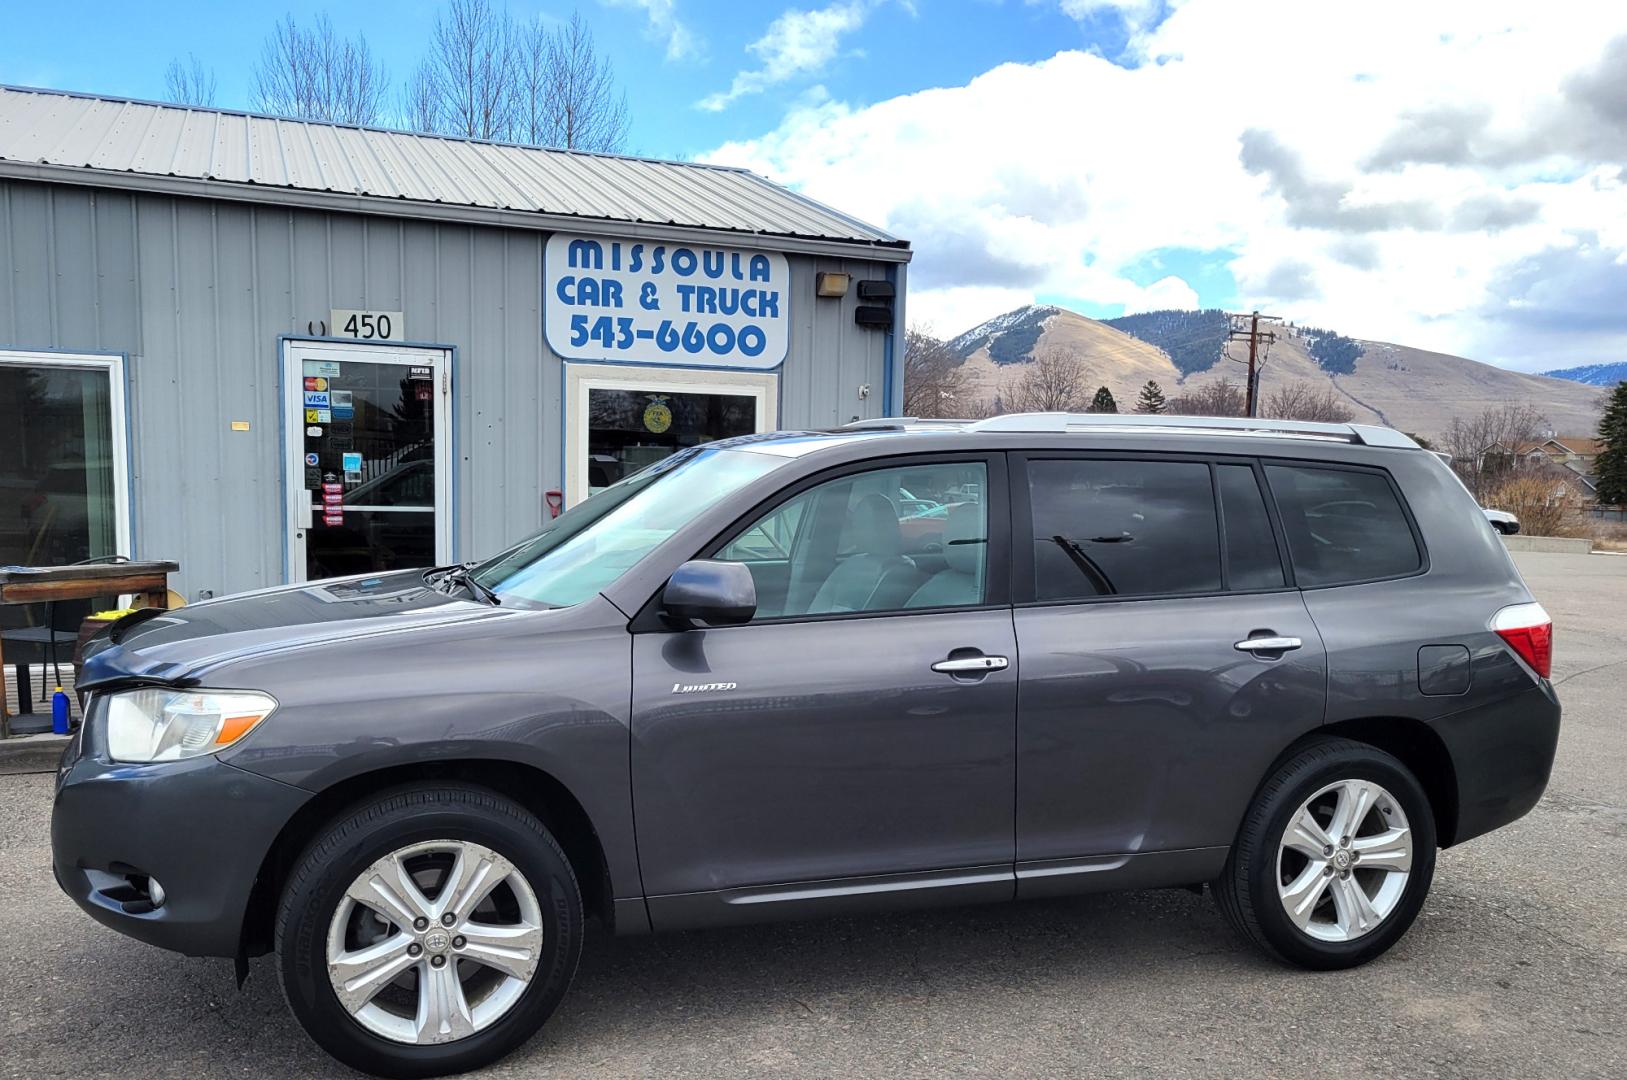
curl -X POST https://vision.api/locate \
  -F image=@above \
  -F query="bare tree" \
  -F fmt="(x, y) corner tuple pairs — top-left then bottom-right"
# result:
(412, 0), (518, 140)
(1261, 382), (1355, 423)
(999, 347), (1089, 413)
(540, 11), (629, 151)
(253, 15), (389, 124)
(1167, 377), (1247, 417)
(1439, 403), (1550, 501)
(901, 328), (969, 418)
(163, 54), (217, 106)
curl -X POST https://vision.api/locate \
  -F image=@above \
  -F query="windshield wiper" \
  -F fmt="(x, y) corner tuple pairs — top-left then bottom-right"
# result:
(438, 562), (501, 605)
(1049, 535), (1117, 596)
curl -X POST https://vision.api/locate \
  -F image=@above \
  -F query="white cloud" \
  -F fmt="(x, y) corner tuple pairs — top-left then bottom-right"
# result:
(699, 1), (874, 112)
(704, 0), (1627, 371)
(602, 0), (700, 61)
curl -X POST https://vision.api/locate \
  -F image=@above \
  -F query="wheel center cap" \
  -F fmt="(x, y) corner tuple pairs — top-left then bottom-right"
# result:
(423, 929), (451, 953)
(1331, 848), (1353, 871)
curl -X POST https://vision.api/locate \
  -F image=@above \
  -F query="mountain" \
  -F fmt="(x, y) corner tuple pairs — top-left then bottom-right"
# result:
(945, 305), (1604, 439)
(1541, 362), (1627, 388)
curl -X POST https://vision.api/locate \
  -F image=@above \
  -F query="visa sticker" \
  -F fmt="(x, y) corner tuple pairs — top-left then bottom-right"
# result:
(303, 391), (331, 407)
(342, 452), (363, 472)
(304, 452), (320, 466)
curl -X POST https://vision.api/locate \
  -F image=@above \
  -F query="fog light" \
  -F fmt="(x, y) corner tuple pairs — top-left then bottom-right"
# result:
(148, 878), (166, 908)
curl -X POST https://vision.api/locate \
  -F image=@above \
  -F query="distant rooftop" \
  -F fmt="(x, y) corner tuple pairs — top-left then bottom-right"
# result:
(0, 85), (906, 256)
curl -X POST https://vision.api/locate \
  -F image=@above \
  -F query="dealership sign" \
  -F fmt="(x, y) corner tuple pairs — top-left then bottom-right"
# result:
(545, 233), (789, 370)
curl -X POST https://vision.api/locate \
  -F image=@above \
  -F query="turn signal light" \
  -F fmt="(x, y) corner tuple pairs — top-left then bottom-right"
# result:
(1491, 602), (1552, 679)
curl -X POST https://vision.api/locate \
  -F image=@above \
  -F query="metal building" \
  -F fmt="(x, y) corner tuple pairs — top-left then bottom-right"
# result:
(0, 86), (910, 600)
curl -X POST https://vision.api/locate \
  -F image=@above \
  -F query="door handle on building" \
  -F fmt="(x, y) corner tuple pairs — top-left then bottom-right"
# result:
(931, 655), (1009, 674)
(1234, 635), (1302, 654)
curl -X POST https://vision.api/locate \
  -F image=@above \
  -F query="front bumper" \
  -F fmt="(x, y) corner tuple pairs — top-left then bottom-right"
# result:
(51, 727), (310, 958)
(1431, 681), (1560, 846)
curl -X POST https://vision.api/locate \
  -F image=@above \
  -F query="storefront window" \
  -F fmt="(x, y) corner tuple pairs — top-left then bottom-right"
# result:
(585, 387), (758, 494)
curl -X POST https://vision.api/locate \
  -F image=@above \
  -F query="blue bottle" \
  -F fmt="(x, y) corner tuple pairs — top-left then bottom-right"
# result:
(52, 687), (71, 735)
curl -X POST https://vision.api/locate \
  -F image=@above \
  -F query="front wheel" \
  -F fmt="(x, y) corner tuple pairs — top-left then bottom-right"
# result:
(276, 785), (583, 1078)
(1213, 738), (1437, 970)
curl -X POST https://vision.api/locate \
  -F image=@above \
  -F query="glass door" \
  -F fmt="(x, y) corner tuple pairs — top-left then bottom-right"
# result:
(282, 342), (451, 583)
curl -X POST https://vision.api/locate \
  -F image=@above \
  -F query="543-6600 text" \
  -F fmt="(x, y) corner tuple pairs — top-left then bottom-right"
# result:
(569, 314), (768, 358)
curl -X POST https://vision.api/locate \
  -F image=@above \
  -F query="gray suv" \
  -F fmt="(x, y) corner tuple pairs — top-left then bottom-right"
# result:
(52, 414), (1560, 1077)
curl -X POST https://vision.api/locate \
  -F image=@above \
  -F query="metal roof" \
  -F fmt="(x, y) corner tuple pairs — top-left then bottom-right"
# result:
(0, 86), (906, 257)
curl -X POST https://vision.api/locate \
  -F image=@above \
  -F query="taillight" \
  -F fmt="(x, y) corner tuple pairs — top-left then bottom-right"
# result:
(1491, 602), (1552, 679)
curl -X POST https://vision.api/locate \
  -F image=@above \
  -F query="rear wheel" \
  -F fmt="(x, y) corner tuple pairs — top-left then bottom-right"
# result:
(276, 785), (583, 1078)
(1214, 738), (1436, 969)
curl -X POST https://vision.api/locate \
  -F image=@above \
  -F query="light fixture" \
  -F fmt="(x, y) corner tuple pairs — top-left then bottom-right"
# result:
(815, 272), (851, 298)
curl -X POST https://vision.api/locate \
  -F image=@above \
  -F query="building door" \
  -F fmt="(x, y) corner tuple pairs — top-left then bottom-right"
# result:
(563, 363), (778, 507)
(282, 341), (452, 583)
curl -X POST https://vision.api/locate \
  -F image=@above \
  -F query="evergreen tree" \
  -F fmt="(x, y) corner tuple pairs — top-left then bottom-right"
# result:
(1596, 381), (1627, 505)
(1089, 386), (1118, 413)
(1135, 380), (1167, 414)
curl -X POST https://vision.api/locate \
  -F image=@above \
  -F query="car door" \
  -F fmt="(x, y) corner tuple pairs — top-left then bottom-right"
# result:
(631, 454), (1018, 929)
(1010, 453), (1328, 896)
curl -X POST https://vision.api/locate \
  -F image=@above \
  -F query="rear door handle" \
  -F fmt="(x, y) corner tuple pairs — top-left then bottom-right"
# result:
(931, 655), (1009, 674)
(1234, 636), (1302, 654)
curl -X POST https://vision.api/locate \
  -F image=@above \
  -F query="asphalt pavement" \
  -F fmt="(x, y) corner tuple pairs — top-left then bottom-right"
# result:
(3, 550), (1623, 1079)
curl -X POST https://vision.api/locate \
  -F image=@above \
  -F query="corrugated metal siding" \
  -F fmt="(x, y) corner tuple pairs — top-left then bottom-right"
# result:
(0, 178), (893, 598)
(0, 87), (898, 246)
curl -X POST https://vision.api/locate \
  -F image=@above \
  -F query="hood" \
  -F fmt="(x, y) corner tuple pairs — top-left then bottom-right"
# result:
(80, 570), (508, 689)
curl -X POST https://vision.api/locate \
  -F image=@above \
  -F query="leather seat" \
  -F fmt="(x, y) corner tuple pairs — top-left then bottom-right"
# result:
(808, 493), (922, 613)
(906, 504), (986, 608)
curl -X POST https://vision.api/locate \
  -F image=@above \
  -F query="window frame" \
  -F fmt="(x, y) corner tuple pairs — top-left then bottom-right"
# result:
(1010, 450), (1298, 608)
(1260, 459), (1430, 590)
(0, 349), (133, 562)
(631, 450), (1012, 631)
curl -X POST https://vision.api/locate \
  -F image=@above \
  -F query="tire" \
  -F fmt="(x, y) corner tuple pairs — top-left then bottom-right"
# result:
(1213, 738), (1437, 970)
(275, 785), (583, 1078)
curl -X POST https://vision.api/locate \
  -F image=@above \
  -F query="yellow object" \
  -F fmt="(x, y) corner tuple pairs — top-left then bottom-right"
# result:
(230, 420), (251, 431)
(90, 608), (137, 622)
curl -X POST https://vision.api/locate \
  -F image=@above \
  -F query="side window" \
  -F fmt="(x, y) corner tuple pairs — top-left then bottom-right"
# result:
(718, 461), (989, 618)
(1216, 464), (1286, 590)
(1029, 459), (1221, 600)
(1265, 464), (1421, 586)
(718, 500), (805, 562)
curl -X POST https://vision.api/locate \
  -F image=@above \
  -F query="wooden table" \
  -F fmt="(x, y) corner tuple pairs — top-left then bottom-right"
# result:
(0, 561), (179, 738)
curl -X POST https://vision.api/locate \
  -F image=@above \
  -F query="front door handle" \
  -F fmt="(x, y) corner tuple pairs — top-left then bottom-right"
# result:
(1234, 635), (1303, 654)
(931, 655), (1009, 674)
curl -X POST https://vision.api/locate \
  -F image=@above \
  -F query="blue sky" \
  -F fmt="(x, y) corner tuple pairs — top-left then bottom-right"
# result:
(0, 1), (1127, 163)
(3, 1), (1624, 369)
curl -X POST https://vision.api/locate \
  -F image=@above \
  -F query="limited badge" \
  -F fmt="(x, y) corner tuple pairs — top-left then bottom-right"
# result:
(643, 399), (673, 434)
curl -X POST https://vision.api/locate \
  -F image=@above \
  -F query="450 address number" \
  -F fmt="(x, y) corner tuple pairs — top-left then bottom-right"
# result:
(570, 314), (768, 358)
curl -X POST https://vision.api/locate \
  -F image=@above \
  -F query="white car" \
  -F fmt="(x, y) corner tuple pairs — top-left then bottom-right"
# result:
(1482, 507), (1520, 535)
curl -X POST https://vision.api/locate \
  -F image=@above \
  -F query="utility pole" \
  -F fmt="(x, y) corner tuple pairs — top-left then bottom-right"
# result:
(1225, 310), (1281, 417)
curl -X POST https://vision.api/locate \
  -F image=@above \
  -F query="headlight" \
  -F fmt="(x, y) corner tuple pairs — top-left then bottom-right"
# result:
(105, 688), (277, 763)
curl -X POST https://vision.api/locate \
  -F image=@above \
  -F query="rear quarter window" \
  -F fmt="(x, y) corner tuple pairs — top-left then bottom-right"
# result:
(1265, 464), (1422, 586)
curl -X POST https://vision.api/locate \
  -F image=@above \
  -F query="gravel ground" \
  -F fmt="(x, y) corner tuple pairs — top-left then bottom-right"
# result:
(2, 551), (1623, 1079)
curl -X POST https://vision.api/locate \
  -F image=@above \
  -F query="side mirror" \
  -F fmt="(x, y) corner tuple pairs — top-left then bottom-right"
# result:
(661, 560), (756, 628)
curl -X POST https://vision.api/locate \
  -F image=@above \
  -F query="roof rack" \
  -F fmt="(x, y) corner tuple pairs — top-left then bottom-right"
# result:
(843, 412), (1419, 448)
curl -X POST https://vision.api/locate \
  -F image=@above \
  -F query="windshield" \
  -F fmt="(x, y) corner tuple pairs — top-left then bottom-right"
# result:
(469, 446), (784, 608)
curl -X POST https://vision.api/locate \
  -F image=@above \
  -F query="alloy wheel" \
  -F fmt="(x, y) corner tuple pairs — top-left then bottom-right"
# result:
(325, 840), (544, 1045)
(1276, 779), (1414, 943)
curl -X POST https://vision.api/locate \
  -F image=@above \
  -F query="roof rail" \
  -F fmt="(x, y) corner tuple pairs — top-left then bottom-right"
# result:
(961, 412), (1419, 448)
(841, 412), (1420, 448)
